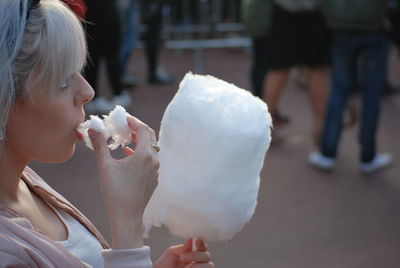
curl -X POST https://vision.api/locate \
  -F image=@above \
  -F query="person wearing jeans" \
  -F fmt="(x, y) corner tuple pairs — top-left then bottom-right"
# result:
(84, 0), (132, 113)
(310, 0), (392, 173)
(118, 0), (140, 86)
(322, 32), (389, 161)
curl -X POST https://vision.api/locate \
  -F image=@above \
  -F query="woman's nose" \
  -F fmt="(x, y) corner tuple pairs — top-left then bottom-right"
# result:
(77, 74), (94, 105)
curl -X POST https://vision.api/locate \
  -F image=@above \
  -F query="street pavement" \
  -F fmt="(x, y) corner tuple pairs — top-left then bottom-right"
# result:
(31, 47), (400, 267)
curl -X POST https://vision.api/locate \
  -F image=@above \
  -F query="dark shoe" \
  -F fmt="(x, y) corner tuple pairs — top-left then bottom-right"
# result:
(148, 68), (175, 85)
(272, 112), (290, 127)
(122, 75), (139, 88)
(383, 84), (400, 96)
(270, 130), (285, 145)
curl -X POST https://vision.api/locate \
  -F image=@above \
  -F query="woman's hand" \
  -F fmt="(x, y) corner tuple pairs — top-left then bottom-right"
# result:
(154, 238), (215, 268)
(88, 115), (159, 249)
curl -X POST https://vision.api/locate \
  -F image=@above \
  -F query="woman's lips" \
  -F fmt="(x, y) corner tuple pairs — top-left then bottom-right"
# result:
(75, 113), (85, 141)
(75, 129), (83, 140)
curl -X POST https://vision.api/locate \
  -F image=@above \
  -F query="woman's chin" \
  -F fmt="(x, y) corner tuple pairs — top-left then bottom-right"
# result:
(41, 144), (76, 163)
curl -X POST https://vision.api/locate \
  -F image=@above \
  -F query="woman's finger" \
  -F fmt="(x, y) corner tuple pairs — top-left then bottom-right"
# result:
(126, 115), (150, 141)
(179, 251), (212, 263)
(184, 262), (215, 268)
(126, 115), (157, 153)
(166, 238), (193, 257)
(88, 129), (112, 164)
(126, 115), (142, 132)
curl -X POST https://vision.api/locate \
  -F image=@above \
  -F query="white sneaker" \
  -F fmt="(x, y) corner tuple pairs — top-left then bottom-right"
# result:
(92, 96), (114, 114)
(84, 100), (97, 114)
(361, 153), (392, 174)
(309, 151), (336, 171)
(112, 91), (132, 107)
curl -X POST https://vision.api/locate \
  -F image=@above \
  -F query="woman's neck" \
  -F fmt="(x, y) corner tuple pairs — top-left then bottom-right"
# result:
(0, 148), (29, 203)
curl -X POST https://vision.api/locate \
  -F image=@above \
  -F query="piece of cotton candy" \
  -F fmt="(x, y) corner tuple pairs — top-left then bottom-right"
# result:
(143, 72), (272, 241)
(78, 105), (132, 150)
(78, 115), (107, 150)
(103, 105), (132, 150)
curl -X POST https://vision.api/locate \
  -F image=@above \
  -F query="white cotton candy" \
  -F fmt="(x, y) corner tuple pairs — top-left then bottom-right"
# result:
(78, 115), (107, 150)
(103, 105), (132, 150)
(78, 105), (131, 150)
(143, 72), (272, 241)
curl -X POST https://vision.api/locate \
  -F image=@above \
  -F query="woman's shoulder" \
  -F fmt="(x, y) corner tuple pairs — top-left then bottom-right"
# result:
(21, 166), (110, 249)
(0, 210), (85, 267)
(0, 224), (84, 267)
(0, 216), (52, 266)
(22, 166), (71, 205)
(22, 166), (48, 187)
(0, 231), (32, 266)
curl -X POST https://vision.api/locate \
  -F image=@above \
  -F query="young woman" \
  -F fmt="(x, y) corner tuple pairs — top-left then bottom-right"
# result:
(0, 0), (214, 267)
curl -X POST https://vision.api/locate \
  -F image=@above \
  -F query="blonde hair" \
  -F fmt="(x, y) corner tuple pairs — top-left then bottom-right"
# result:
(0, 0), (87, 151)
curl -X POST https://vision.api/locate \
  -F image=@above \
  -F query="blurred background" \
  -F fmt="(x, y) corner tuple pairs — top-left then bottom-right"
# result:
(33, 0), (400, 267)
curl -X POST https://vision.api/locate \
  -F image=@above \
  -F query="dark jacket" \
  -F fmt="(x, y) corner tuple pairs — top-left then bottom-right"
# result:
(322, 0), (388, 32)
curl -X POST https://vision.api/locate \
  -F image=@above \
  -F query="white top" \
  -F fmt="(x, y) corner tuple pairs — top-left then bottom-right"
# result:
(50, 204), (104, 267)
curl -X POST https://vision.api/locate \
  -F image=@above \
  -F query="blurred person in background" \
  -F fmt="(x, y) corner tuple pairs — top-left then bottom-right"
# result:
(309, 0), (392, 173)
(84, 0), (132, 113)
(117, 0), (140, 87)
(242, 0), (308, 127)
(384, 0), (400, 95)
(241, 0), (272, 99)
(141, 0), (175, 84)
(117, 0), (174, 86)
(261, 0), (330, 143)
(388, 0), (400, 50)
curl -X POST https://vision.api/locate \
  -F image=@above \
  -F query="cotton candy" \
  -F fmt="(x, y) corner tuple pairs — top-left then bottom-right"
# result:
(78, 105), (131, 150)
(143, 72), (272, 241)
(78, 115), (107, 150)
(103, 105), (132, 150)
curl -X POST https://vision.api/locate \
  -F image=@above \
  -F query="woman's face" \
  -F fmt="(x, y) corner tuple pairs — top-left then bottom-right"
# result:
(6, 72), (94, 163)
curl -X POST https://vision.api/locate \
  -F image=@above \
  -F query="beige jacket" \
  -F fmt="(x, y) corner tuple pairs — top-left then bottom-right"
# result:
(0, 167), (152, 268)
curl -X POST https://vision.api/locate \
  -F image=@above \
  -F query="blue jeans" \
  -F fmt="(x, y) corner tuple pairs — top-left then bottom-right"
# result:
(119, 0), (139, 77)
(320, 31), (389, 163)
